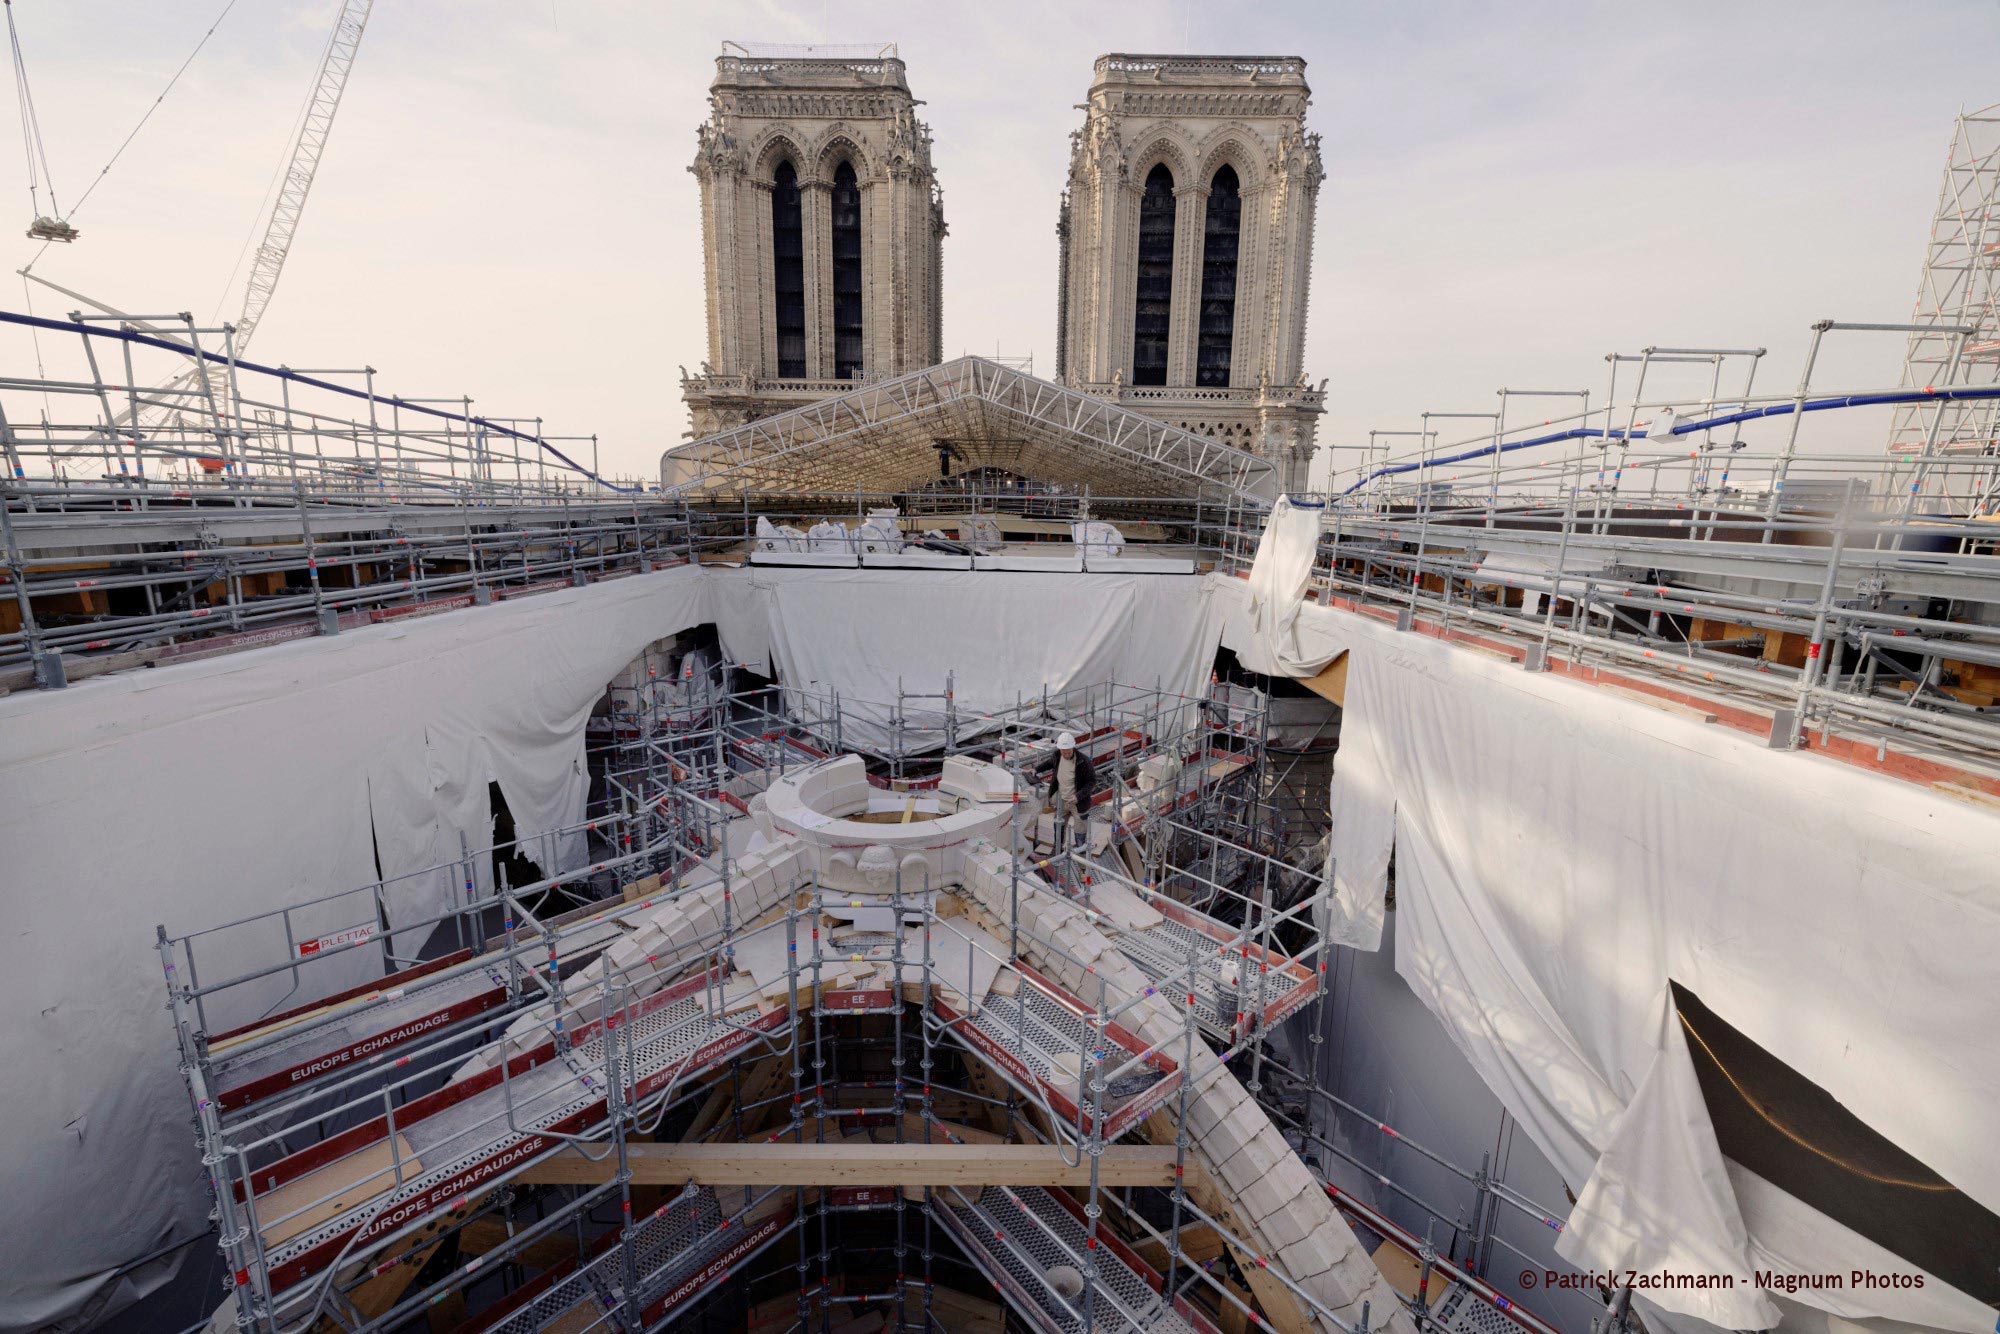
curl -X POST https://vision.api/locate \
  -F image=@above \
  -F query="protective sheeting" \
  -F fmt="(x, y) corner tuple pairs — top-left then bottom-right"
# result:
(1561, 1009), (1780, 1327)
(1211, 580), (2000, 1332)
(1240, 496), (1326, 675)
(0, 563), (1228, 1330)
(1071, 520), (1125, 558)
(0, 567), (714, 1332)
(708, 566), (1221, 752)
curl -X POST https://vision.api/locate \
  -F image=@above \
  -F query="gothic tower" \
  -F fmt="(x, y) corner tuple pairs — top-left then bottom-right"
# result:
(684, 44), (945, 438)
(1056, 55), (1325, 490)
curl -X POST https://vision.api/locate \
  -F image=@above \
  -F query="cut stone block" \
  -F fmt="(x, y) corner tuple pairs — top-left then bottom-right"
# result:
(1252, 1183), (1318, 1252)
(1277, 1233), (1338, 1284)
(1079, 878), (1164, 932)
(1236, 1169), (1307, 1228)
(1216, 1130), (1288, 1194)
(1263, 1152), (1316, 1200)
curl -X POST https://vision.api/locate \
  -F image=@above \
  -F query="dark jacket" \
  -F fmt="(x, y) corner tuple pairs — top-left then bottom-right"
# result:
(1039, 748), (1097, 807)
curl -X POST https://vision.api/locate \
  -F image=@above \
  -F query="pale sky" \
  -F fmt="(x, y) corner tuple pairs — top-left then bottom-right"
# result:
(3, 1), (1996, 487)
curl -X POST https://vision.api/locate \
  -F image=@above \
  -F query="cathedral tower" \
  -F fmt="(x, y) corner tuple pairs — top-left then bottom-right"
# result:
(684, 43), (945, 438)
(1056, 55), (1325, 490)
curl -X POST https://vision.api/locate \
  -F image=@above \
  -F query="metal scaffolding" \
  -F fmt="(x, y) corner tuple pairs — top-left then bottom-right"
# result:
(662, 357), (1282, 502)
(1888, 102), (2000, 467)
(84, 285), (1997, 1333)
(158, 673), (1569, 1334)
(0, 304), (1269, 690)
(1305, 320), (2000, 767)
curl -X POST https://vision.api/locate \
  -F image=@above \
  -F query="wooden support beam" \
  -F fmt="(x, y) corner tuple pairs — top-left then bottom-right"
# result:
(1299, 651), (1348, 708)
(517, 1142), (1175, 1189)
(456, 1218), (585, 1271)
(1142, 1108), (1317, 1334)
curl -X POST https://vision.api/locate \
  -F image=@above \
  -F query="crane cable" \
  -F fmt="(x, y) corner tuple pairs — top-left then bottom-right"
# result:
(5, 0), (60, 222)
(15, 0), (239, 275)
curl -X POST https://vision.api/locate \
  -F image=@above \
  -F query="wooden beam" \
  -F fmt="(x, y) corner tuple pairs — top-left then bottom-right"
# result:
(1299, 651), (1348, 707)
(456, 1218), (584, 1271)
(517, 1142), (1175, 1188)
(1141, 1108), (1316, 1334)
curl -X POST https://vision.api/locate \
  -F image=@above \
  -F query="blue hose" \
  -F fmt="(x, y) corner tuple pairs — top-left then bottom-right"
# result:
(1338, 383), (2000, 496)
(0, 308), (643, 493)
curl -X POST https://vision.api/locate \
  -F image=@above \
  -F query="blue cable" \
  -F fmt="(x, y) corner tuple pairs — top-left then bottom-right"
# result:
(1339, 384), (2000, 496)
(0, 307), (643, 493)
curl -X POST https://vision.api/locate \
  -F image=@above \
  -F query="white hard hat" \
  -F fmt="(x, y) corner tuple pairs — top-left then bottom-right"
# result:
(1056, 732), (1076, 750)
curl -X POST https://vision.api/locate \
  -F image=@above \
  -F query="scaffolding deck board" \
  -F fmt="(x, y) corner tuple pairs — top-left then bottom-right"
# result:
(935, 1183), (1219, 1334)
(934, 962), (1181, 1142)
(248, 969), (793, 1294)
(1108, 901), (1318, 1042)
(463, 1188), (793, 1334)
(210, 878), (735, 1119)
(211, 957), (512, 1111)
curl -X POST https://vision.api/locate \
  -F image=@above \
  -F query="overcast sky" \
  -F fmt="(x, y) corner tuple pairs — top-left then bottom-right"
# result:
(3, 1), (1996, 486)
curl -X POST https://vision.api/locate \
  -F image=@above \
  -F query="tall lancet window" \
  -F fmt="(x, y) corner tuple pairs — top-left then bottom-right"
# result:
(831, 161), (864, 379)
(771, 161), (806, 378)
(1132, 163), (1176, 386)
(1197, 164), (1241, 387)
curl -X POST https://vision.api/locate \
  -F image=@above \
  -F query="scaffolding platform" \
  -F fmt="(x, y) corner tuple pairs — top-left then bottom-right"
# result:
(935, 1183), (1220, 1334)
(209, 950), (511, 1112)
(1107, 899), (1317, 1042)
(247, 968), (792, 1294)
(165, 685), (1523, 1334)
(934, 961), (1181, 1142)
(207, 876), (711, 1117)
(459, 1187), (794, 1334)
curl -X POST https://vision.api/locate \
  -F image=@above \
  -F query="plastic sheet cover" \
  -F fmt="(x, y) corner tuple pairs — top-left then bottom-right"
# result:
(0, 563), (1222, 1330)
(1212, 581), (2000, 1332)
(0, 568), (714, 1331)
(711, 567), (1221, 752)
(1240, 495), (1325, 675)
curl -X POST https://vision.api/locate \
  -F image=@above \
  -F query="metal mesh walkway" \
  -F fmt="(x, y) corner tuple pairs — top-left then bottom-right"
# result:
(255, 980), (790, 1292)
(937, 1184), (1212, 1334)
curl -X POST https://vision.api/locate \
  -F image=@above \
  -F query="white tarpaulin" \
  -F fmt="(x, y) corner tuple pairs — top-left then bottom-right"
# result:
(710, 567), (1221, 751)
(0, 567), (714, 1331)
(1240, 496), (1326, 676)
(0, 563), (1229, 1330)
(1211, 581), (2000, 1331)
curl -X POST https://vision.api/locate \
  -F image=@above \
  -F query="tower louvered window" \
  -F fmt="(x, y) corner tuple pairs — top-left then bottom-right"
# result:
(771, 161), (806, 378)
(1132, 164), (1175, 386)
(1198, 165), (1240, 387)
(831, 161), (864, 380)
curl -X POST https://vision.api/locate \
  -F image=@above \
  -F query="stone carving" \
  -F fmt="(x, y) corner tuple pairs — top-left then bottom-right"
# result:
(691, 109), (744, 177)
(685, 49), (945, 439)
(1056, 54), (1324, 491)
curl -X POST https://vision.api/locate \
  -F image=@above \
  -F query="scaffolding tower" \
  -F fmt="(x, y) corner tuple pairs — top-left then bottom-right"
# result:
(1888, 102), (2000, 465)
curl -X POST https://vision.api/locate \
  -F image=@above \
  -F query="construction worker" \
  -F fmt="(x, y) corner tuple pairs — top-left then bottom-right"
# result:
(1041, 731), (1097, 848)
